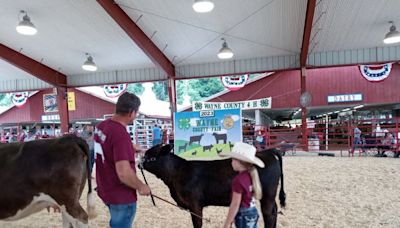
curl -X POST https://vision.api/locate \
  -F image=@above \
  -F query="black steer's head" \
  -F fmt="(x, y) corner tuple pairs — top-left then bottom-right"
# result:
(141, 144), (173, 175)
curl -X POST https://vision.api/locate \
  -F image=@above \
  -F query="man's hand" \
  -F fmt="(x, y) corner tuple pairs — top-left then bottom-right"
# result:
(138, 184), (151, 196)
(132, 143), (143, 152)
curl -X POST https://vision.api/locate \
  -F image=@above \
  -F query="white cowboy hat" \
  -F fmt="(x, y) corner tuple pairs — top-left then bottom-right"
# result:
(219, 142), (265, 168)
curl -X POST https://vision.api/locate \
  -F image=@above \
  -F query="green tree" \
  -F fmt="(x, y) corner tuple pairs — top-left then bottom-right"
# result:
(0, 93), (11, 106)
(152, 81), (169, 101)
(176, 80), (185, 105)
(126, 83), (144, 96)
(187, 78), (224, 102)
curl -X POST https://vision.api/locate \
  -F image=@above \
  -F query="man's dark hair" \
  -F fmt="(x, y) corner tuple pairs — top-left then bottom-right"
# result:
(116, 92), (141, 114)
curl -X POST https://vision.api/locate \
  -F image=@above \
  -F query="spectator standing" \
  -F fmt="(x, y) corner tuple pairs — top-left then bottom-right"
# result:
(94, 92), (150, 228)
(81, 125), (95, 175)
(25, 129), (37, 142)
(152, 124), (161, 146)
(351, 125), (363, 155)
(8, 132), (17, 143)
(42, 132), (50, 139)
(161, 126), (168, 144)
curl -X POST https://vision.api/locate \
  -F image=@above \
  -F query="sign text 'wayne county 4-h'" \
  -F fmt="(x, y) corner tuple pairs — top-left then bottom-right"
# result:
(192, 97), (271, 111)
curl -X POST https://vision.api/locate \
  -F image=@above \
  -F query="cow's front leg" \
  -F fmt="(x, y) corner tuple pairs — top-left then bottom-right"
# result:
(189, 205), (203, 228)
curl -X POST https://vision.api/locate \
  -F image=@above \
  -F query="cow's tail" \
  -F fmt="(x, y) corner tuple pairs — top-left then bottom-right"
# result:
(274, 149), (286, 208)
(73, 135), (97, 219)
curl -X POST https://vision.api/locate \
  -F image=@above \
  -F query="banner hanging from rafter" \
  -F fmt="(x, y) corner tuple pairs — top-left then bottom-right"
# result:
(103, 84), (127, 98)
(11, 92), (29, 107)
(221, 75), (249, 91)
(359, 63), (393, 82)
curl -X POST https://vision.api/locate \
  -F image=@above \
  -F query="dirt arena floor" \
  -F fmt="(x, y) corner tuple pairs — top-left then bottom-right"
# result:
(1, 156), (399, 228)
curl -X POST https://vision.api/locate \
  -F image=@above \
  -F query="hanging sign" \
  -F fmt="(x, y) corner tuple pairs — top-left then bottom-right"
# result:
(103, 84), (127, 98)
(221, 75), (249, 91)
(174, 109), (242, 160)
(67, 92), (76, 111)
(359, 63), (392, 82)
(43, 93), (58, 112)
(327, 93), (363, 103)
(41, 114), (60, 122)
(192, 97), (271, 111)
(11, 92), (29, 107)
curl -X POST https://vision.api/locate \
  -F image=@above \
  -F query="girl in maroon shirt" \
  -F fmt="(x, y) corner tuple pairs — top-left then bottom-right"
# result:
(220, 142), (265, 228)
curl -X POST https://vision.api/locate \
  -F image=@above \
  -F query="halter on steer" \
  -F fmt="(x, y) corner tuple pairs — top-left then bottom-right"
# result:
(138, 155), (210, 223)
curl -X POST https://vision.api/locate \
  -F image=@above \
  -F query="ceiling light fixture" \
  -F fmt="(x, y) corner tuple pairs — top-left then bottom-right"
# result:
(82, 53), (97, 72)
(383, 21), (400, 44)
(217, 38), (234, 59)
(16, 10), (37, 35)
(192, 0), (214, 13)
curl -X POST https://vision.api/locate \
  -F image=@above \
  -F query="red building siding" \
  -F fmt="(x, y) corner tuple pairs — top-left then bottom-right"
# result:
(0, 88), (115, 124)
(68, 89), (115, 120)
(307, 64), (400, 106)
(210, 70), (301, 109)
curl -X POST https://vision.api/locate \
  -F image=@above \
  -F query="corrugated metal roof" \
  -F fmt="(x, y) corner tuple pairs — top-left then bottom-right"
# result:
(0, 0), (399, 91)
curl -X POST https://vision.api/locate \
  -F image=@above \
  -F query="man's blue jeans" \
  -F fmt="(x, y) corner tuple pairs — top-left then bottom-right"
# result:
(107, 203), (136, 228)
(235, 206), (259, 228)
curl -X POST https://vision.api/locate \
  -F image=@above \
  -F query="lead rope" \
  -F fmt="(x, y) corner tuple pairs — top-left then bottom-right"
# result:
(150, 194), (211, 223)
(139, 165), (156, 206)
(139, 164), (210, 223)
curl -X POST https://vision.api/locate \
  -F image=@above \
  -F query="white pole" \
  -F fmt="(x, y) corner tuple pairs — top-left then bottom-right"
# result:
(325, 114), (329, 150)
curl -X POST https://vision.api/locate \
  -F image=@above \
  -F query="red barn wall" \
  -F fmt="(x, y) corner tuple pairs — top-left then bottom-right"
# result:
(0, 98), (33, 123)
(307, 64), (400, 106)
(0, 88), (115, 124)
(210, 70), (301, 109)
(68, 88), (115, 120)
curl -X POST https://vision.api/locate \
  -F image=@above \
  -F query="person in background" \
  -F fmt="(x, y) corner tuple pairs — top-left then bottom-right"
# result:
(42, 131), (50, 139)
(25, 129), (37, 142)
(35, 131), (41, 140)
(220, 142), (264, 228)
(152, 124), (161, 146)
(81, 125), (95, 175)
(161, 126), (168, 144)
(351, 125), (363, 155)
(168, 128), (174, 145)
(5, 132), (10, 143)
(8, 132), (17, 143)
(94, 92), (151, 228)
(373, 123), (384, 138)
(19, 130), (27, 142)
(379, 132), (394, 156)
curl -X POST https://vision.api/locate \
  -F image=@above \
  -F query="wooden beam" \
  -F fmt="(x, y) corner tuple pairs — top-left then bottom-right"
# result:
(300, 0), (317, 67)
(56, 87), (70, 134)
(0, 43), (67, 87)
(97, 0), (175, 77)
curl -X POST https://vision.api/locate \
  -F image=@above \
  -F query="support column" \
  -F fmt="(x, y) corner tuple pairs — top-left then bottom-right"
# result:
(255, 110), (261, 126)
(325, 114), (329, 150)
(56, 87), (69, 134)
(301, 67), (308, 151)
(168, 78), (177, 122)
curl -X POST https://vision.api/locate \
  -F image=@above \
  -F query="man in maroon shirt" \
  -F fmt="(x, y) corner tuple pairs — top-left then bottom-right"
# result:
(94, 92), (151, 228)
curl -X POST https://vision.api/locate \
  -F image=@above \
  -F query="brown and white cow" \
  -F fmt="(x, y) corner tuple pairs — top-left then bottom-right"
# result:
(0, 135), (96, 228)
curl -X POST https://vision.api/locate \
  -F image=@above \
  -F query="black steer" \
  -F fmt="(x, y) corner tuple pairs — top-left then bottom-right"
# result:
(142, 144), (285, 228)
